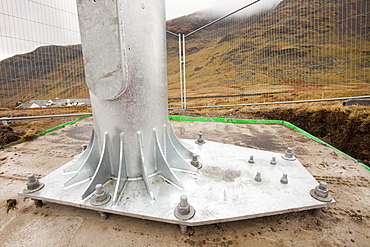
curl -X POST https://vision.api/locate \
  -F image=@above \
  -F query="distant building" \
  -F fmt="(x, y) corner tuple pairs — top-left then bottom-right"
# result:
(29, 99), (51, 107)
(29, 103), (42, 108)
(54, 98), (91, 107)
(16, 103), (33, 109)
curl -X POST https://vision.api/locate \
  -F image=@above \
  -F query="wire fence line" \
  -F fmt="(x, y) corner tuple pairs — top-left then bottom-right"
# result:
(0, 0), (88, 118)
(0, 0), (369, 119)
(166, 0), (370, 108)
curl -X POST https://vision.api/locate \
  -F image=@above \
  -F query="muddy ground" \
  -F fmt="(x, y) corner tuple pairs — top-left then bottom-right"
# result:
(0, 117), (369, 246)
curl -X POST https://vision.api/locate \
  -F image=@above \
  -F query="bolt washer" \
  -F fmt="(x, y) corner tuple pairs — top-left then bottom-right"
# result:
(91, 193), (111, 206)
(23, 182), (45, 194)
(174, 205), (195, 220)
(310, 189), (333, 202)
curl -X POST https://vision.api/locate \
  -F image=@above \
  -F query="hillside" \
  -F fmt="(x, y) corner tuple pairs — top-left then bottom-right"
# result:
(166, 0), (370, 106)
(0, 0), (369, 108)
(0, 45), (87, 108)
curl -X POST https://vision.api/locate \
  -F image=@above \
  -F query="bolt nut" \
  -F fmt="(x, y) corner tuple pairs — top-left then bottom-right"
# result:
(282, 147), (296, 161)
(26, 174), (39, 190)
(248, 155), (255, 164)
(254, 172), (262, 182)
(285, 148), (294, 158)
(23, 174), (45, 194)
(82, 144), (88, 151)
(315, 182), (329, 198)
(91, 184), (111, 206)
(174, 195), (195, 220)
(280, 174), (288, 184)
(190, 154), (202, 169)
(179, 195), (190, 215)
(310, 182), (333, 202)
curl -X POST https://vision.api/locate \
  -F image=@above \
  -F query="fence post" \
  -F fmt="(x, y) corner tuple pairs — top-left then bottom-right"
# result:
(178, 33), (184, 109)
(182, 34), (187, 109)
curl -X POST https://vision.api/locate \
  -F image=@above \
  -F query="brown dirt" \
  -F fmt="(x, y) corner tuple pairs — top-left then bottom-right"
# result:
(0, 126), (24, 146)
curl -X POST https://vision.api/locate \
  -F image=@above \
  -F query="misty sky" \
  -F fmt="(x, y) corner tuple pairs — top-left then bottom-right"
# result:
(166, 0), (282, 20)
(0, 0), (281, 61)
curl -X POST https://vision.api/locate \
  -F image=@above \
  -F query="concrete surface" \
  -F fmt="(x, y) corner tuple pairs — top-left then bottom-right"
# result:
(1, 117), (369, 246)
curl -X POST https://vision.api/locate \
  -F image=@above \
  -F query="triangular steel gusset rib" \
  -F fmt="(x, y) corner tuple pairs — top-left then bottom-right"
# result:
(167, 123), (194, 159)
(153, 129), (183, 189)
(112, 132), (128, 205)
(62, 125), (197, 204)
(81, 131), (112, 199)
(137, 131), (156, 202)
(64, 129), (95, 173)
(64, 129), (101, 187)
(165, 126), (198, 172)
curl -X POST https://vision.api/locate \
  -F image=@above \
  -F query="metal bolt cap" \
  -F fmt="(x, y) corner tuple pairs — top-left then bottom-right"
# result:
(270, 157), (277, 165)
(248, 155), (255, 164)
(254, 172), (262, 182)
(310, 182), (333, 202)
(280, 174), (288, 184)
(195, 132), (205, 144)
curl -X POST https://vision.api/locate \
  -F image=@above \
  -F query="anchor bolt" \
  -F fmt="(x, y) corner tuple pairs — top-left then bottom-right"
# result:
(174, 195), (195, 220)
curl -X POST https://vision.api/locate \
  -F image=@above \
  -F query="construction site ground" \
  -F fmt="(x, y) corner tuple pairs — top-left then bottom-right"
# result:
(1, 117), (369, 247)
